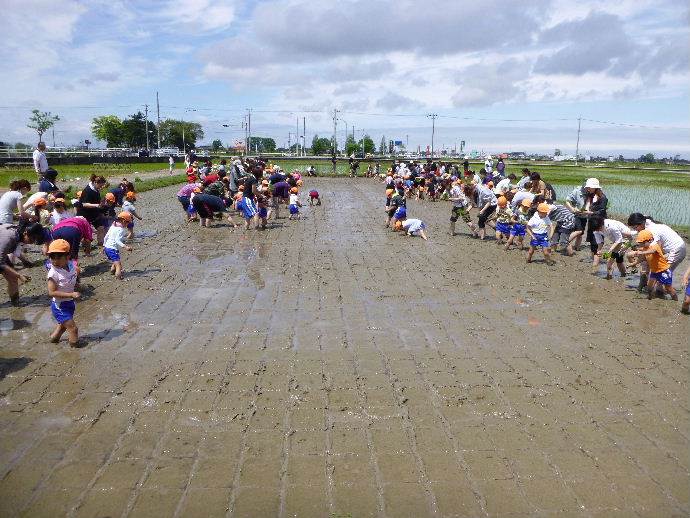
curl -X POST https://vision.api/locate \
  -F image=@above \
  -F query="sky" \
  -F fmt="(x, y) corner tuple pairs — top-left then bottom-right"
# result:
(1, 0), (689, 157)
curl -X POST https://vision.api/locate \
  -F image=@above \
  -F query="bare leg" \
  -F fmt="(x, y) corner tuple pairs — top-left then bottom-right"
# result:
(63, 319), (79, 346)
(50, 323), (66, 343)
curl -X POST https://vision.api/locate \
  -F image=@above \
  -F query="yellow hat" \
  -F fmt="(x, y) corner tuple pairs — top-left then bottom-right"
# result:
(636, 229), (654, 243)
(290, 187), (298, 194)
(48, 239), (70, 254)
(537, 203), (550, 213)
(497, 196), (507, 207)
(34, 198), (48, 207)
(125, 191), (137, 201)
(117, 212), (133, 223)
(521, 199), (532, 208)
(105, 192), (116, 203)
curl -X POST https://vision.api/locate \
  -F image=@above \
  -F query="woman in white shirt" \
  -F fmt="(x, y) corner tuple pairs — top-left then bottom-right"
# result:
(591, 217), (636, 279)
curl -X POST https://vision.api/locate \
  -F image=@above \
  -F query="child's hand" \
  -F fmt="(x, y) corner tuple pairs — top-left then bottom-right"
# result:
(72, 291), (81, 299)
(126, 246), (133, 252)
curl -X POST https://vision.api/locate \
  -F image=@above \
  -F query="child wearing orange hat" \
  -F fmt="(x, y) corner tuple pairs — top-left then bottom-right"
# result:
(49, 198), (71, 227)
(493, 196), (513, 245)
(103, 213), (133, 279)
(102, 192), (117, 227)
(630, 229), (678, 301)
(46, 239), (81, 346)
(526, 203), (555, 265)
(121, 191), (143, 240)
(31, 197), (51, 226)
(288, 187), (301, 220)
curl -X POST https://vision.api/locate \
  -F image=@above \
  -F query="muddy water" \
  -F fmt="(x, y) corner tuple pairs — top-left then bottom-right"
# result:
(0, 178), (688, 517)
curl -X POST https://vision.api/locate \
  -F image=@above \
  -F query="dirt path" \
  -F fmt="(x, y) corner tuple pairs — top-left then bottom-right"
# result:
(0, 178), (688, 517)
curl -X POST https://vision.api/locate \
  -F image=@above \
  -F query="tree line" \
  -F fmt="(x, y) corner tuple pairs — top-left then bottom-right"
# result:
(91, 113), (204, 150)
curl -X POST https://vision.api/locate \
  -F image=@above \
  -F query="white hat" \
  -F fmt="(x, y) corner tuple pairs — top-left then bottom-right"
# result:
(585, 178), (601, 189)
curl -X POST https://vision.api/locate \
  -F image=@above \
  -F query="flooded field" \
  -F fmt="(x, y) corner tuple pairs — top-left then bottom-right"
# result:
(0, 178), (688, 517)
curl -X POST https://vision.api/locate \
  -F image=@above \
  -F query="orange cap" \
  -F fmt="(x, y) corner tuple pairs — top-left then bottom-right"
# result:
(76, 190), (82, 198)
(521, 199), (532, 208)
(193, 187), (202, 193)
(636, 229), (654, 243)
(497, 196), (507, 207)
(394, 220), (403, 230)
(34, 198), (48, 207)
(386, 188), (394, 196)
(290, 187), (298, 194)
(105, 192), (116, 203)
(125, 191), (136, 200)
(117, 212), (133, 223)
(537, 203), (550, 213)
(48, 239), (70, 254)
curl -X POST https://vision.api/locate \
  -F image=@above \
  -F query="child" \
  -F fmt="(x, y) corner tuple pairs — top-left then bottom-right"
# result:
(102, 192), (117, 227)
(46, 239), (81, 347)
(682, 266), (690, 314)
(384, 188), (395, 227)
(389, 192), (407, 230)
(400, 218), (428, 240)
(309, 190), (321, 206)
(591, 217), (635, 279)
(288, 187), (301, 220)
(630, 229), (678, 301)
(49, 198), (70, 227)
(505, 199), (530, 251)
(122, 191), (143, 240)
(494, 196), (513, 245)
(526, 203), (555, 265)
(256, 193), (269, 230)
(103, 212), (133, 279)
(448, 180), (477, 237)
(32, 198), (52, 226)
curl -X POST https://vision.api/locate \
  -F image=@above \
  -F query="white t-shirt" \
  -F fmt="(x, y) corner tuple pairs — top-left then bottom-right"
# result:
(528, 213), (551, 234)
(449, 185), (469, 208)
(33, 149), (48, 173)
(0, 191), (24, 224)
(494, 177), (512, 195)
(169, 157), (174, 165)
(511, 191), (534, 210)
(122, 200), (136, 214)
(47, 263), (77, 303)
(49, 210), (71, 227)
(484, 159), (493, 173)
(594, 219), (632, 245)
(289, 193), (299, 206)
(23, 192), (48, 210)
(646, 221), (685, 254)
(104, 224), (128, 250)
(402, 219), (424, 233)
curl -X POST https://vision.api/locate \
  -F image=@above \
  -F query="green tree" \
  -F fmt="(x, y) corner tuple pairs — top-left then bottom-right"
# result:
(14, 142), (32, 150)
(345, 135), (358, 156)
(91, 115), (124, 147)
(311, 134), (332, 155)
(28, 109), (60, 144)
(379, 135), (387, 154)
(638, 153), (655, 163)
(249, 137), (277, 153)
(121, 112), (155, 148)
(159, 119), (204, 151)
(211, 139), (224, 151)
(360, 134), (375, 155)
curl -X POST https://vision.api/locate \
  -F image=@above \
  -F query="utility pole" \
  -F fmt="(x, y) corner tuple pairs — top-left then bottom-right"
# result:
(406, 134), (409, 150)
(332, 109), (338, 175)
(427, 113), (438, 158)
(288, 132), (292, 155)
(144, 104), (149, 152)
(156, 91), (161, 148)
(52, 127), (55, 148)
(303, 116), (306, 156)
(246, 108), (251, 156)
(575, 115), (582, 165)
(296, 117), (300, 157)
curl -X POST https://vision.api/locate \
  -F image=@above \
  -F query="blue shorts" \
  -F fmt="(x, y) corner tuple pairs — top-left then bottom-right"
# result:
(240, 198), (258, 219)
(686, 283), (690, 297)
(104, 247), (121, 262)
(394, 207), (407, 219)
(289, 204), (299, 215)
(51, 300), (75, 324)
(530, 233), (549, 248)
(496, 222), (511, 235)
(127, 222), (134, 230)
(511, 224), (526, 237)
(258, 207), (268, 218)
(650, 270), (672, 286)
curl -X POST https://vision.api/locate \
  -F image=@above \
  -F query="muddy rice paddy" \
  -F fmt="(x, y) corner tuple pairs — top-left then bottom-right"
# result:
(0, 178), (688, 517)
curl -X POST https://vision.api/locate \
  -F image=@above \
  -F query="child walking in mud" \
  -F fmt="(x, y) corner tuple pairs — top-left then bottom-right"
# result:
(526, 203), (555, 265)
(630, 229), (678, 301)
(505, 199), (530, 251)
(288, 187), (302, 220)
(46, 239), (81, 347)
(104, 213), (133, 280)
(121, 191), (143, 240)
(494, 196), (513, 245)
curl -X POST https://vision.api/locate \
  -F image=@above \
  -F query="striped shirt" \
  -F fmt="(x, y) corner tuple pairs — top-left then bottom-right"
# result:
(548, 204), (575, 229)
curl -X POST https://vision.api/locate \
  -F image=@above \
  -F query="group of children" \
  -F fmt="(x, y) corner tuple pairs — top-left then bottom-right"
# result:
(381, 160), (689, 314)
(0, 172), (148, 346)
(178, 158), (320, 230)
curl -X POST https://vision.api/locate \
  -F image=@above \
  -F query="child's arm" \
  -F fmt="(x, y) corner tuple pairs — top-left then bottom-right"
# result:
(132, 209), (143, 220)
(47, 278), (79, 299)
(548, 222), (557, 241)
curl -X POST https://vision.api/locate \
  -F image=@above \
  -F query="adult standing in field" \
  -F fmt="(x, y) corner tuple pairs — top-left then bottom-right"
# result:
(566, 181), (588, 249)
(579, 178), (608, 257)
(169, 155), (175, 175)
(77, 175), (108, 245)
(496, 157), (506, 178)
(484, 155), (493, 174)
(33, 142), (49, 179)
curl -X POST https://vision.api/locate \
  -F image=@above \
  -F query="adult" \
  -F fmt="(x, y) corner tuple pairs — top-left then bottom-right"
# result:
(169, 155), (175, 175)
(565, 180), (588, 249)
(627, 213), (686, 273)
(33, 142), (49, 178)
(0, 180), (32, 224)
(38, 168), (60, 194)
(49, 216), (94, 263)
(547, 204), (579, 256)
(239, 167), (261, 229)
(177, 182), (200, 222)
(590, 217), (636, 279)
(528, 172), (547, 197)
(77, 174), (108, 245)
(0, 222), (46, 304)
(494, 174), (516, 196)
(191, 192), (235, 228)
(517, 168), (531, 189)
(229, 159), (245, 194)
(484, 155), (493, 174)
(466, 183), (497, 240)
(581, 178), (608, 256)
(495, 157), (506, 178)
(109, 179), (135, 206)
